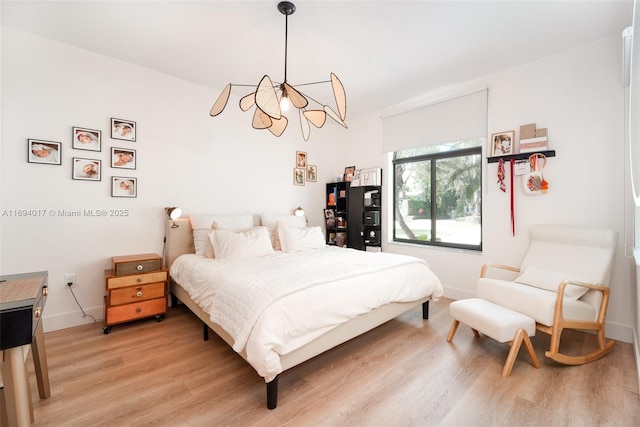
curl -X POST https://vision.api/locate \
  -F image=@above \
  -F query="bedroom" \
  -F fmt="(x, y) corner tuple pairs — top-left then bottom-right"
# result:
(1, 0), (639, 423)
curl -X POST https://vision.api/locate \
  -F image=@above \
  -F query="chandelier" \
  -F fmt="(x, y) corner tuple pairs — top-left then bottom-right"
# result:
(209, 1), (347, 141)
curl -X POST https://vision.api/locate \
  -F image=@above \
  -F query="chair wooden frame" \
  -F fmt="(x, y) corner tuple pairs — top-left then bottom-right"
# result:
(480, 263), (616, 365)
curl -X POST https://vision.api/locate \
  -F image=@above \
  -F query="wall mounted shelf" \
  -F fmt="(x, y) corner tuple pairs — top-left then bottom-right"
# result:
(486, 150), (556, 163)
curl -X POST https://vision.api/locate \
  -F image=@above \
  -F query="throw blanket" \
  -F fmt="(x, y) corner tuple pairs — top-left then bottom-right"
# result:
(171, 246), (439, 353)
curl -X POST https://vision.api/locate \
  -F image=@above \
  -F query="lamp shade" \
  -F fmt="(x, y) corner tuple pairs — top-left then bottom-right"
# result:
(165, 207), (182, 220)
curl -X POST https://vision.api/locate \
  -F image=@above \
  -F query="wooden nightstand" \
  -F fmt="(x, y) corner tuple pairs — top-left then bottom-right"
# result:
(103, 253), (168, 334)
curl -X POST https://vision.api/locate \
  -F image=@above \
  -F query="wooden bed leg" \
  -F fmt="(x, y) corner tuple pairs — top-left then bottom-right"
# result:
(422, 301), (429, 319)
(266, 376), (279, 410)
(203, 323), (209, 341)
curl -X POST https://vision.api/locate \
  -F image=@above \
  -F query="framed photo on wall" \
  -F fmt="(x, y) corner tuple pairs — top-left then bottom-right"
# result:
(296, 151), (307, 168)
(111, 147), (136, 169)
(72, 158), (101, 181)
(111, 118), (136, 142)
(72, 127), (101, 151)
(306, 165), (317, 182)
(491, 130), (514, 156)
(294, 167), (305, 186)
(112, 176), (137, 197)
(28, 139), (61, 165)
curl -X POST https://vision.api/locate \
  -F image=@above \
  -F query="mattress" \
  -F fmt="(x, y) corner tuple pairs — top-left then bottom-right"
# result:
(170, 246), (443, 381)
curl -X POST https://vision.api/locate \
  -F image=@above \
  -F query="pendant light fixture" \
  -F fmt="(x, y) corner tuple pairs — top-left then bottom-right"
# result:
(209, 1), (347, 141)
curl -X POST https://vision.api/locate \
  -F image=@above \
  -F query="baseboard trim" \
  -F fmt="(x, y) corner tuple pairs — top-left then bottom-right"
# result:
(42, 306), (104, 332)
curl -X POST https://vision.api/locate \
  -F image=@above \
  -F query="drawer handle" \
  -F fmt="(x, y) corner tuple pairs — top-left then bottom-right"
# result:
(137, 278), (142, 283)
(34, 307), (42, 318)
(136, 308), (142, 313)
(42, 286), (49, 297)
(136, 291), (143, 297)
(136, 264), (144, 271)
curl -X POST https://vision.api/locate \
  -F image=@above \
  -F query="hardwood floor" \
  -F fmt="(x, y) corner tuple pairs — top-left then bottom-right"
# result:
(25, 298), (640, 426)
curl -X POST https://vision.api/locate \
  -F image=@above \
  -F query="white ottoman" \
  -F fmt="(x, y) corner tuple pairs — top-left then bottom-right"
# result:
(447, 298), (540, 376)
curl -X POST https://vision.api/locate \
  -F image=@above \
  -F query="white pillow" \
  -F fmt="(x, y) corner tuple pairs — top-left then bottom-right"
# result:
(278, 226), (326, 253)
(208, 226), (274, 260)
(261, 213), (306, 249)
(514, 266), (594, 300)
(190, 214), (254, 257)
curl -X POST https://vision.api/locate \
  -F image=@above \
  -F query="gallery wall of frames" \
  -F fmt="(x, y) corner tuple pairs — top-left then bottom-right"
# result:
(27, 118), (139, 198)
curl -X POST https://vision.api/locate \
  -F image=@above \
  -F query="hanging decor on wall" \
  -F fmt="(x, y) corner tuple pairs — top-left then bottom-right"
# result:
(209, 1), (347, 141)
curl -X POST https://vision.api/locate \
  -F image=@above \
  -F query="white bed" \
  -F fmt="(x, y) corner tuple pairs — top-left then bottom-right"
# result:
(165, 216), (443, 409)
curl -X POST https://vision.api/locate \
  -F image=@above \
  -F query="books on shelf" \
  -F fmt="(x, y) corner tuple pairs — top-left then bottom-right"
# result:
(519, 136), (548, 153)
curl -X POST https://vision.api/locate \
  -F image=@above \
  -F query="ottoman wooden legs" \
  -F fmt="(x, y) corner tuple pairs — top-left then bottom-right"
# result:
(447, 298), (541, 376)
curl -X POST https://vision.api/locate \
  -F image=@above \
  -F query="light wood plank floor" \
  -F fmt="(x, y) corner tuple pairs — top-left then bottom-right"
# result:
(25, 298), (640, 426)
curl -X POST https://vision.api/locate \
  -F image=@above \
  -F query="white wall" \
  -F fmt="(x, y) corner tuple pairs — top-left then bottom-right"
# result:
(0, 27), (341, 331)
(3, 27), (635, 343)
(338, 34), (635, 343)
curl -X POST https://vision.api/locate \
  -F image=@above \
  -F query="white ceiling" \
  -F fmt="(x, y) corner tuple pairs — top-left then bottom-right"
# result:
(1, 1), (634, 120)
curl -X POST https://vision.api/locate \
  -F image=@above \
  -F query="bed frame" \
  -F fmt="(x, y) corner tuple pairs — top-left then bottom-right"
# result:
(164, 218), (430, 409)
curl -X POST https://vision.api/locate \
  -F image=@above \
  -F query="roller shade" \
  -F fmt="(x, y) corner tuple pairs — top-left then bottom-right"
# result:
(382, 89), (488, 152)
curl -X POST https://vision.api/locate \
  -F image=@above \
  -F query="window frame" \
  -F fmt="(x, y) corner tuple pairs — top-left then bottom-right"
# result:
(392, 145), (483, 251)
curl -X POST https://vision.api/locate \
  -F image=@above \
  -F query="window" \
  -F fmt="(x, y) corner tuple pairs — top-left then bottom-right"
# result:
(392, 139), (483, 250)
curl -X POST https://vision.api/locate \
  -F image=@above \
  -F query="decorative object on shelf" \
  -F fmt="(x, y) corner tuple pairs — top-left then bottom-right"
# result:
(491, 130), (514, 156)
(111, 118), (136, 142)
(519, 123), (548, 153)
(72, 126), (101, 152)
(324, 209), (336, 228)
(112, 176), (137, 198)
(497, 158), (506, 192)
(209, 1), (347, 141)
(522, 153), (548, 195)
(294, 167), (305, 186)
(165, 207), (182, 228)
(72, 157), (101, 181)
(111, 147), (136, 169)
(28, 139), (61, 165)
(344, 165), (356, 182)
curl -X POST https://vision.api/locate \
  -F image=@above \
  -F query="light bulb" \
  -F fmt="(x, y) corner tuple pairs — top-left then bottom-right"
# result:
(280, 95), (290, 111)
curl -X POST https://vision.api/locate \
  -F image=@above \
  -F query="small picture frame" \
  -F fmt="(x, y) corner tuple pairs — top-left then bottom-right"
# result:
(112, 176), (137, 197)
(491, 130), (514, 156)
(72, 158), (101, 181)
(111, 118), (136, 142)
(324, 209), (336, 228)
(72, 127), (101, 151)
(111, 147), (136, 169)
(294, 167), (305, 186)
(296, 151), (307, 168)
(28, 139), (61, 165)
(306, 165), (317, 182)
(344, 165), (356, 182)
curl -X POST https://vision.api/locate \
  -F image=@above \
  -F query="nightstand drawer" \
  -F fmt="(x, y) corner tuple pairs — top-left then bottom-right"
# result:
(112, 253), (163, 276)
(105, 298), (166, 325)
(106, 270), (168, 290)
(109, 282), (165, 306)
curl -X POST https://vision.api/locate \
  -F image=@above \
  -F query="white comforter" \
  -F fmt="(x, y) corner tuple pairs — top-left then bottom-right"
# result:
(170, 246), (443, 381)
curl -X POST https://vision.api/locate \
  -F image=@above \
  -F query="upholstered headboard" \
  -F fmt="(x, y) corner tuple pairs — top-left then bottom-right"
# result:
(165, 218), (195, 268)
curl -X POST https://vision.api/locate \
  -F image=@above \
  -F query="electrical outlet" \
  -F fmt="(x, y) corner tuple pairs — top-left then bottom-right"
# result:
(64, 273), (77, 288)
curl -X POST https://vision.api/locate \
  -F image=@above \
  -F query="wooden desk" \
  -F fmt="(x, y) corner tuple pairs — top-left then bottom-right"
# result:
(0, 271), (51, 426)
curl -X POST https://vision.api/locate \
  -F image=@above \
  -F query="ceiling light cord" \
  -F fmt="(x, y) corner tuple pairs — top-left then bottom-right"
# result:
(283, 11), (289, 84)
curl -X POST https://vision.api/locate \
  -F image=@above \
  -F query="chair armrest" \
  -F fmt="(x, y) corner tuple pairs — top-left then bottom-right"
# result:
(553, 280), (610, 323)
(558, 280), (608, 294)
(480, 263), (520, 278)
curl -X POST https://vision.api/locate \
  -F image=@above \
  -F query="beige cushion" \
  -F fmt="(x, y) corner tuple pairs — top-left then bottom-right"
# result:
(449, 298), (535, 343)
(477, 278), (596, 327)
(514, 266), (592, 300)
